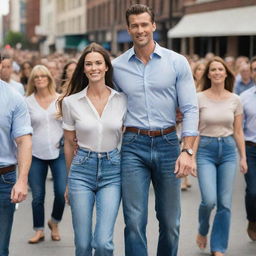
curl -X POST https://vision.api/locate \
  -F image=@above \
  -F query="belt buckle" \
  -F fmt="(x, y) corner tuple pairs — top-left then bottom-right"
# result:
(147, 130), (153, 137)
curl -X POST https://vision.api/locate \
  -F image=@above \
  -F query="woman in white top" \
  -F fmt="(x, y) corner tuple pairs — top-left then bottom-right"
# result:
(194, 57), (247, 256)
(58, 43), (127, 256)
(26, 65), (66, 244)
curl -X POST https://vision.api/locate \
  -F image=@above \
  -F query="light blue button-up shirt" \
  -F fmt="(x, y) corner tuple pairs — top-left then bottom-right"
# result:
(0, 79), (32, 167)
(112, 43), (199, 137)
(240, 84), (256, 143)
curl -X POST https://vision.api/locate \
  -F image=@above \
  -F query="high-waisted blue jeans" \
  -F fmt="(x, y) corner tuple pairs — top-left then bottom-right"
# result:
(68, 148), (121, 256)
(0, 170), (16, 256)
(28, 151), (67, 230)
(121, 131), (181, 256)
(244, 144), (256, 222)
(197, 135), (237, 253)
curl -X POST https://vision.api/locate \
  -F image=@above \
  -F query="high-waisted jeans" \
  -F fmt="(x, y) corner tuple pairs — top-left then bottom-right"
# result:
(121, 131), (181, 256)
(68, 148), (121, 256)
(28, 151), (67, 230)
(197, 135), (237, 253)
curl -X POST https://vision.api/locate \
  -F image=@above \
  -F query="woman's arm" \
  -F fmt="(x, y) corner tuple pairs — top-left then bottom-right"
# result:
(63, 129), (76, 204)
(233, 114), (247, 174)
(64, 130), (76, 173)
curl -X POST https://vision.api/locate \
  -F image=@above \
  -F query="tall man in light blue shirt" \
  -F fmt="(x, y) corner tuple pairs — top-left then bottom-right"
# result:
(240, 81), (256, 241)
(112, 4), (198, 256)
(0, 53), (32, 256)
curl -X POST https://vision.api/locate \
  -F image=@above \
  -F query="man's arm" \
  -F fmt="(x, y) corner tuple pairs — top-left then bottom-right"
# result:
(11, 134), (32, 203)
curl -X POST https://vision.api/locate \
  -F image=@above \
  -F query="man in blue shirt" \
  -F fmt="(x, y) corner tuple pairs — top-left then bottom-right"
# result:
(112, 4), (198, 256)
(240, 75), (256, 241)
(0, 53), (32, 256)
(234, 63), (254, 95)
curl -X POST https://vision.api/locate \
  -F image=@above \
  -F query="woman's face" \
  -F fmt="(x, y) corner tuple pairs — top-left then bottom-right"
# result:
(23, 63), (32, 77)
(33, 72), (49, 90)
(194, 63), (205, 81)
(208, 61), (227, 85)
(66, 63), (77, 80)
(84, 52), (108, 84)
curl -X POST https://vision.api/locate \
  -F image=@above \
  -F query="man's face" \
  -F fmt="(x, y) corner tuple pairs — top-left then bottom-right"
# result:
(251, 61), (256, 83)
(240, 65), (251, 81)
(127, 12), (156, 49)
(0, 59), (13, 82)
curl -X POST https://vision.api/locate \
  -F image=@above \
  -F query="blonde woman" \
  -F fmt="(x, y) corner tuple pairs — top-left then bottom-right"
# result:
(26, 65), (66, 243)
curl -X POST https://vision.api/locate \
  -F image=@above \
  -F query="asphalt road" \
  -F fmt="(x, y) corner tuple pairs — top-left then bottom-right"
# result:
(9, 172), (256, 256)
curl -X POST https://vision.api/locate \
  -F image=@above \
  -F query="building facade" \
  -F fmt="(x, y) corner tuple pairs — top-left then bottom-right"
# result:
(168, 0), (256, 57)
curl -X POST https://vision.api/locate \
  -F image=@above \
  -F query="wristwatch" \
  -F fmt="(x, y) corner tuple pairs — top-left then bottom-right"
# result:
(181, 148), (193, 156)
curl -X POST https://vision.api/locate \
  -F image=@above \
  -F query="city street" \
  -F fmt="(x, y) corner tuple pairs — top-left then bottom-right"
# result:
(10, 172), (256, 256)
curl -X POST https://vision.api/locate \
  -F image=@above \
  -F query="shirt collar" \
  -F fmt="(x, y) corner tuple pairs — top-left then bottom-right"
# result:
(77, 86), (120, 100)
(128, 42), (162, 61)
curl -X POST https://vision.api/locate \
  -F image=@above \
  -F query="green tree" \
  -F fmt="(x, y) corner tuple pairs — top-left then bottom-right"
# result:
(4, 30), (27, 48)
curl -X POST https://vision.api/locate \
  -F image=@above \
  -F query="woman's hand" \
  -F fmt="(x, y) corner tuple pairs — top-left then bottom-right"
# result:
(240, 157), (248, 174)
(64, 185), (70, 205)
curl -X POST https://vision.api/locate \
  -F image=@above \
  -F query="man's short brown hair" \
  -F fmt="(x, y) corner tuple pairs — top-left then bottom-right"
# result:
(126, 4), (155, 26)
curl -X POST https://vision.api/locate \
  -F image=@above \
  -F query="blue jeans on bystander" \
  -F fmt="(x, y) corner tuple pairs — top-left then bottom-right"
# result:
(197, 135), (237, 253)
(28, 151), (66, 230)
(244, 144), (256, 222)
(0, 170), (16, 256)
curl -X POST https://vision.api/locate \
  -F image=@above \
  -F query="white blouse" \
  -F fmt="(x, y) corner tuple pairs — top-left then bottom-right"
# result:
(26, 94), (63, 160)
(62, 87), (127, 152)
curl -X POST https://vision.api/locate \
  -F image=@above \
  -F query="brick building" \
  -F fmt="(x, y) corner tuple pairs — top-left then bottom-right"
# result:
(168, 0), (256, 57)
(26, 0), (40, 45)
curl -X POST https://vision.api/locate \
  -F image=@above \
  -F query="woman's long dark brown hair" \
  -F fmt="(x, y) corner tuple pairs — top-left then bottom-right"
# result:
(57, 42), (114, 116)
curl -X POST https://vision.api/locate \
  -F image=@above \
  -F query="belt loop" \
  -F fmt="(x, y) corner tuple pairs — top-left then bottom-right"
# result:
(161, 129), (164, 136)
(107, 152), (110, 160)
(122, 126), (126, 133)
(137, 129), (140, 135)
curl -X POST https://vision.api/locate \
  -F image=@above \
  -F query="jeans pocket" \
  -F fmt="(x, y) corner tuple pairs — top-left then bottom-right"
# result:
(163, 133), (179, 145)
(2, 171), (16, 185)
(110, 152), (121, 165)
(71, 152), (88, 165)
(122, 133), (138, 145)
(199, 137), (212, 148)
(224, 136), (235, 146)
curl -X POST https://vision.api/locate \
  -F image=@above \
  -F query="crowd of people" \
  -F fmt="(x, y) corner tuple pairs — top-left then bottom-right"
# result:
(0, 4), (256, 256)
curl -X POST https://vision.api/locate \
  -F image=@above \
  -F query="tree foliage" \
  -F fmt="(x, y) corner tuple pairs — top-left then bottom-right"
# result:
(4, 30), (28, 48)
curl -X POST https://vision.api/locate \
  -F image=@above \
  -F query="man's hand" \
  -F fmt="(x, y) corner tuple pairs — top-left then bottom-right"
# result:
(11, 179), (28, 203)
(174, 152), (197, 178)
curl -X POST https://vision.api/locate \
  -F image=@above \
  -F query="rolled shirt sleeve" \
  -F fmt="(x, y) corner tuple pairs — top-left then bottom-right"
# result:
(12, 95), (33, 139)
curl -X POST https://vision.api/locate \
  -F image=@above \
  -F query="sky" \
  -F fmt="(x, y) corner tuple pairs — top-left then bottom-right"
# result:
(0, 0), (9, 15)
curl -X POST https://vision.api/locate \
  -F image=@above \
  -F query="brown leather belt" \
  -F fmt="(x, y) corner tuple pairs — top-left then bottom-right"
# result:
(0, 165), (16, 175)
(124, 126), (176, 137)
(246, 141), (256, 147)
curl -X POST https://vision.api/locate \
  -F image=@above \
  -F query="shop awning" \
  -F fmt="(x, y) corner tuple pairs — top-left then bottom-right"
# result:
(168, 6), (256, 38)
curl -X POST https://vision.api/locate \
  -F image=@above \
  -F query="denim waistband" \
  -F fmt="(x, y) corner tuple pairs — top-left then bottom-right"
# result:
(77, 148), (119, 159)
(200, 135), (233, 140)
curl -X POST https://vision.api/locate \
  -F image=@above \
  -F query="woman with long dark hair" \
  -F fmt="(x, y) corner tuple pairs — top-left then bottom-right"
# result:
(58, 43), (127, 256)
